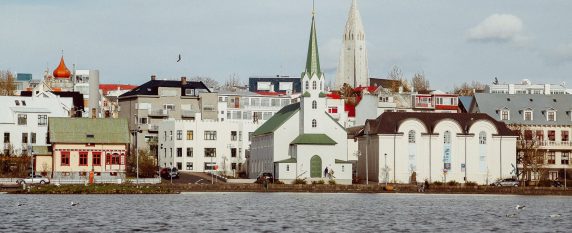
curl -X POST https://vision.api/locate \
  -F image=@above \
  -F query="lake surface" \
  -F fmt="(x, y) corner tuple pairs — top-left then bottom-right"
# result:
(1, 193), (570, 232)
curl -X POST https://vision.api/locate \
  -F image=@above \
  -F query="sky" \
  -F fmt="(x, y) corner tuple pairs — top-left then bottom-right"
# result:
(1, 0), (572, 91)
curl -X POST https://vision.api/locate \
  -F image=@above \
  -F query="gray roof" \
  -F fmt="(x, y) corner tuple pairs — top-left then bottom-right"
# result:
(473, 93), (572, 126)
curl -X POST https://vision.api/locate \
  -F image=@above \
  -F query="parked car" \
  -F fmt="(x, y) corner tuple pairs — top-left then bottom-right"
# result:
(256, 172), (274, 183)
(492, 178), (519, 187)
(160, 167), (180, 179)
(16, 175), (50, 185)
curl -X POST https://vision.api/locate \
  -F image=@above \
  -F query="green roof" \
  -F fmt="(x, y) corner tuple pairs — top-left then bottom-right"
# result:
(49, 117), (130, 144)
(32, 146), (52, 155)
(302, 12), (322, 78)
(291, 134), (337, 145)
(253, 103), (300, 136)
(275, 158), (297, 163)
(335, 159), (353, 164)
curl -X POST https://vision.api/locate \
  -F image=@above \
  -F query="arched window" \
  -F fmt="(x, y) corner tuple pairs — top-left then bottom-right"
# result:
(444, 131), (451, 144)
(312, 119), (317, 128)
(305, 81), (309, 90)
(312, 81), (317, 90)
(312, 100), (317, 109)
(479, 131), (487, 144)
(408, 130), (416, 143)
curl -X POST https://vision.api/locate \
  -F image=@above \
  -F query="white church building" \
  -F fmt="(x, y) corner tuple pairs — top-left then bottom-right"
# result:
(248, 7), (353, 184)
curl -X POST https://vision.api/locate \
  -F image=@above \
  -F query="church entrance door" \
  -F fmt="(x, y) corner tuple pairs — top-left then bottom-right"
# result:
(310, 155), (322, 178)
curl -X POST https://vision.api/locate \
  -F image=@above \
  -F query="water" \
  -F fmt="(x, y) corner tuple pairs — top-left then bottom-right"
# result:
(0, 193), (570, 232)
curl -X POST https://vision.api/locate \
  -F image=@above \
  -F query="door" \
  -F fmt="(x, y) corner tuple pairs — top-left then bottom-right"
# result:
(310, 155), (322, 178)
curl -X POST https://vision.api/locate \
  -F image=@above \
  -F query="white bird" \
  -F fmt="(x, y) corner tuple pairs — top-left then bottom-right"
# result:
(549, 214), (561, 218)
(70, 201), (79, 206)
(515, 205), (526, 210)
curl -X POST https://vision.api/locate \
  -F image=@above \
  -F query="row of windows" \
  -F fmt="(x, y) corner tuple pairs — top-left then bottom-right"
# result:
(16, 114), (48, 126)
(225, 111), (274, 120)
(3, 132), (40, 144)
(220, 96), (291, 108)
(304, 80), (323, 90)
(174, 162), (244, 171)
(60, 152), (124, 166)
(499, 109), (562, 122)
(520, 130), (569, 141)
(172, 147), (242, 158)
(166, 130), (254, 142)
(408, 130), (488, 144)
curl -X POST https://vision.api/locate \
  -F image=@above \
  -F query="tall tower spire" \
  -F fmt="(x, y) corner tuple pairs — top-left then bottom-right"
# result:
(303, 0), (321, 79)
(334, 0), (369, 89)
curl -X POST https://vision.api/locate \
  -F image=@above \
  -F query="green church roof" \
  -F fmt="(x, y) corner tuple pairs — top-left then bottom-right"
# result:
(49, 117), (130, 144)
(291, 134), (337, 145)
(302, 10), (322, 79)
(253, 103), (300, 136)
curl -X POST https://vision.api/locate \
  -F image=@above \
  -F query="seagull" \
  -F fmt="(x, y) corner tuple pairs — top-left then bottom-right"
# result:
(505, 213), (517, 218)
(549, 214), (561, 218)
(515, 205), (526, 210)
(70, 201), (79, 206)
(16, 203), (24, 207)
(177, 54), (182, 62)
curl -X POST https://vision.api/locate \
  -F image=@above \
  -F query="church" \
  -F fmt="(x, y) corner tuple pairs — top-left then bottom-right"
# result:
(248, 6), (353, 184)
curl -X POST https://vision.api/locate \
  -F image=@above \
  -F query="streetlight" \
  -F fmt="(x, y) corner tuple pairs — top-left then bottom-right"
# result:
(365, 129), (369, 185)
(384, 153), (388, 187)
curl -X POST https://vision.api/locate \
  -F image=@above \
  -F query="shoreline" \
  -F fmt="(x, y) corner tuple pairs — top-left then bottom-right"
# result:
(3, 183), (572, 196)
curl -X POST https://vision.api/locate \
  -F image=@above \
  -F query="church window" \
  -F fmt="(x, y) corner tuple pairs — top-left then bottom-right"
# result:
(312, 81), (317, 90)
(479, 132), (487, 144)
(312, 119), (317, 128)
(444, 131), (451, 144)
(305, 81), (309, 90)
(408, 130), (416, 143)
(312, 100), (317, 109)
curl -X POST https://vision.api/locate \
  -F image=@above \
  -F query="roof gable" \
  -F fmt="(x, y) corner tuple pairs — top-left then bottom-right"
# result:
(253, 102), (300, 136)
(49, 117), (129, 144)
(290, 134), (337, 145)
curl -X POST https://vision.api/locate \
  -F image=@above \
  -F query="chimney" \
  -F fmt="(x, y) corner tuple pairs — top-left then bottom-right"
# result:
(151, 75), (156, 81)
(181, 76), (187, 85)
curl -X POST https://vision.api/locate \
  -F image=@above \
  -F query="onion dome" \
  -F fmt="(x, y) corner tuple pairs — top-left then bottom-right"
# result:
(53, 56), (71, 78)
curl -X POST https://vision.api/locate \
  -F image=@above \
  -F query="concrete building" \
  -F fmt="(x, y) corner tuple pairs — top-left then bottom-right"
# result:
(356, 112), (517, 185)
(249, 8), (353, 184)
(46, 118), (130, 179)
(484, 79), (569, 95)
(0, 93), (73, 155)
(471, 93), (572, 182)
(248, 75), (301, 94)
(335, 0), (369, 89)
(118, 76), (216, 152)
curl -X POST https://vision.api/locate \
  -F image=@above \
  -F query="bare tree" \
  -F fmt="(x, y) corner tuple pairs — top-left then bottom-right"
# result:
(190, 76), (219, 90)
(411, 72), (430, 92)
(510, 124), (548, 186)
(126, 147), (158, 178)
(222, 73), (243, 91)
(453, 81), (486, 96)
(387, 65), (410, 92)
(0, 70), (16, 96)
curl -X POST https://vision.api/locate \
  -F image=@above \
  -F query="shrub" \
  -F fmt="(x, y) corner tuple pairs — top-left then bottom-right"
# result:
(465, 181), (478, 186)
(274, 180), (284, 184)
(328, 180), (336, 185)
(311, 180), (325, 185)
(447, 180), (459, 186)
(432, 181), (443, 186)
(292, 179), (307, 184)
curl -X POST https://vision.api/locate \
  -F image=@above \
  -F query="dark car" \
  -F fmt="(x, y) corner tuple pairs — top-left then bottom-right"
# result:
(160, 167), (180, 179)
(256, 172), (274, 183)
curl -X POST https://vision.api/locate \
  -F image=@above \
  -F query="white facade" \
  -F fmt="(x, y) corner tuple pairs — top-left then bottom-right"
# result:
(358, 113), (517, 185)
(0, 93), (73, 155)
(335, 0), (369, 89)
(485, 79), (569, 95)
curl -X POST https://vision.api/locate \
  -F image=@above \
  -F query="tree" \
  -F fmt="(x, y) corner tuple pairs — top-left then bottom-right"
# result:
(387, 65), (410, 92)
(453, 81), (486, 96)
(190, 76), (219, 90)
(411, 72), (430, 92)
(126, 148), (158, 178)
(0, 70), (16, 96)
(511, 124), (548, 186)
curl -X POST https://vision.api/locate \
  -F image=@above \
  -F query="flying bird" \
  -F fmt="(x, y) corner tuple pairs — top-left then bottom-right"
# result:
(177, 54), (182, 62)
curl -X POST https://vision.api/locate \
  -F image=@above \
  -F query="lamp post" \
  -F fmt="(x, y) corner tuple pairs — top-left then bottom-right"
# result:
(132, 114), (141, 187)
(365, 130), (369, 185)
(384, 153), (388, 187)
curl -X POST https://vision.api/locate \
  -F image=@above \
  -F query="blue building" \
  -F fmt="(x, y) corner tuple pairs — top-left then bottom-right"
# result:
(248, 75), (301, 93)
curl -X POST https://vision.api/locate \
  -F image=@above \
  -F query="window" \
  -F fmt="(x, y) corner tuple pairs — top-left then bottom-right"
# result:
(170, 131), (173, 141)
(547, 151), (556, 164)
(186, 130), (193, 140)
(176, 162), (182, 170)
(186, 162), (194, 170)
(204, 162), (216, 170)
(444, 131), (451, 144)
(61, 152), (70, 166)
(18, 114), (27, 125)
(536, 130), (544, 141)
(524, 130), (533, 140)
(305, 81), (309, 90)
(312, 81), (317, 90)
(501, 110), (509, 121)
(380, 96), (389, 102)
(79, 152), (88, 166)
(176, 148), (182, 157)
(524, 111), (532, 121)
(231, 163), (237, 170)
(547, 111), (556, 121)
(312, 100), (317, 109)
(38, 115), (47, 126)
(261, 98), (269, 107)
(139, 117), (148, 124)
(248, 132), (254, 142)
(286, 164), (290, 171)
(205, 148), (216, 157)
(231, 148), (237, 158)
(548, 130), (555, 141)
(176, 130), (183, 140)
(164, 104), (175, 111)
(239, 131), (242, 141)
(3, 133), (9, 143)
(31, 133), (36, 144)
(561, 152), (570, 165)
(479, 132), (487, 144)
(22, 133), (28, 144)
(108, 153), (121, 165)
(15, 100), (20, 106)
(562, 131), (569, 142)
(186, 147), (193, 157)
(93, 152), (101, 166)
(231, 131), (237, 141)
(312, 119), (317, 128)
(328, 107), (338, 114)
(408, 130), (416, 143)
(204, 131), (217, 140)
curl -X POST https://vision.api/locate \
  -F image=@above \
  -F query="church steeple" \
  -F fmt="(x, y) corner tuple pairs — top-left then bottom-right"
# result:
(303, 3), (322, 79)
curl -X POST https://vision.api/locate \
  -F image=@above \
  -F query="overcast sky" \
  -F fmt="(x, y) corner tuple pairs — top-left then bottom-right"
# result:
(1, 0), (572, 91)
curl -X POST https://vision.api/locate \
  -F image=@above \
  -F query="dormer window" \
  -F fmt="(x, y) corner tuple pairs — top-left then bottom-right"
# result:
(547, 110), (556, 121)
(524, 110), (533, 121)
(501, 110), (510, 121)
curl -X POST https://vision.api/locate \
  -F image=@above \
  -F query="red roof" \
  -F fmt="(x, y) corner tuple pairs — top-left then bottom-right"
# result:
(99, 84), (137, 95)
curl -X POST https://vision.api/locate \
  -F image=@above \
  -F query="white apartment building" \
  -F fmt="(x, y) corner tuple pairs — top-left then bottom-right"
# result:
(485, 79), (570, 95)
(0, 92), (73, 155)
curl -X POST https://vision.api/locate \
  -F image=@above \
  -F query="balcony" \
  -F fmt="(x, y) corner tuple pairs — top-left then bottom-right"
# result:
(148, 125), (159, 132)
(148, 109), (168, 117)
(181, 110), (197, 118)
(518, 140), (572, 148)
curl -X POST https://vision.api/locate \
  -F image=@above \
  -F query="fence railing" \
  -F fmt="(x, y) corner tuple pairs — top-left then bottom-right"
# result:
(0, 177), (161, 185)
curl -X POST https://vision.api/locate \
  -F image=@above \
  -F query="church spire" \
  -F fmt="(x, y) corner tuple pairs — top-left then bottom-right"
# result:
(303, 1), (321, 78)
